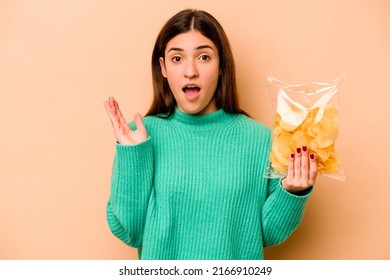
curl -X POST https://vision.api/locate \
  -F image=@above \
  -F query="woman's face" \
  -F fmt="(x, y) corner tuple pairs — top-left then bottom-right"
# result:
(160, 30), (220, 115)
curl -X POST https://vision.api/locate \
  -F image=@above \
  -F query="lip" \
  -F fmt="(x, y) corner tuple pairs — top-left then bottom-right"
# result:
(182, 83), (201, 90)
(182, 84), (201, 101)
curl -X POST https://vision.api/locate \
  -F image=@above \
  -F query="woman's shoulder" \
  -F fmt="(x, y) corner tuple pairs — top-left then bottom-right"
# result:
(231, 114), (272, 149)
(142, 114), (167, 124)
(234, 114), (271, 135)
(128, 115), (168, 130)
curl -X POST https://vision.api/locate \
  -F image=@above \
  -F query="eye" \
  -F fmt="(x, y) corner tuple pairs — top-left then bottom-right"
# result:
(171, 56), (182, 62)
(199, 54), (210, 61)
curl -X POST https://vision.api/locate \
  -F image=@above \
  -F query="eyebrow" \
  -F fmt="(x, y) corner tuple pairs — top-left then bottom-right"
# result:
(167, 44), (215, 53)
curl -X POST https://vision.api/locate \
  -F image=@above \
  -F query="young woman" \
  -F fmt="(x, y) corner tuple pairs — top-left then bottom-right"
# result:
(103, 9), (317, 260)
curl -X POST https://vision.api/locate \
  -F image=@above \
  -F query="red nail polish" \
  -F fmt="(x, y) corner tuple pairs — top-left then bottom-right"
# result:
(302, 146), (307, 152)
(310, 154), (315, 159)
(296, 147), (301, 153)
(291, 153), (295, 158)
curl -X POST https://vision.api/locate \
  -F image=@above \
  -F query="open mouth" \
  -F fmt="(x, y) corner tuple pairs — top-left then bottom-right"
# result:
(182, 85), (201, 101)
(182, 85), (201, 94)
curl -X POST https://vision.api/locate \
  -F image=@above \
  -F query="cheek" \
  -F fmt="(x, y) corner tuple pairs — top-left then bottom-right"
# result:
(209, 67), (220, 87)
(165, 68), (181, 87)
(166, 77), (183, 100)
(167, 76), (181, 91)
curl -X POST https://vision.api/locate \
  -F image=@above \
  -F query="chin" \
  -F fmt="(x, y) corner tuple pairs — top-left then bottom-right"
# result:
(183, 108), (202, 115)
(177, 98), (216, 115)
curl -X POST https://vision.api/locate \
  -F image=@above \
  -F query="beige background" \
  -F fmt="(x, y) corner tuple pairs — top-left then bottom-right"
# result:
(1, 0), (389, 259)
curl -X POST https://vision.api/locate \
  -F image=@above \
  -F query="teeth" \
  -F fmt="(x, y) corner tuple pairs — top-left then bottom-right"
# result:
(183, 85), (199, 91)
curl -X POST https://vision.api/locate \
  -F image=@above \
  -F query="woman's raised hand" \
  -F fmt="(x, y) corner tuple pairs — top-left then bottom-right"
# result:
(103, 97), (148, 145)
(281, 146), (318, 193)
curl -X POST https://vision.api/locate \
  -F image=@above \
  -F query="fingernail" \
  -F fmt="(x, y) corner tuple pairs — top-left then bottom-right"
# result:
(310, 154), (315, 159)
(291, 153), (295, 158)
(296, 147), (301, 153)
(302, 146), (307, 152)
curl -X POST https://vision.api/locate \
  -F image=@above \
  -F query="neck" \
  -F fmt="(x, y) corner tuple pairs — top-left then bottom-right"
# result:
(168, 107), (238, 132)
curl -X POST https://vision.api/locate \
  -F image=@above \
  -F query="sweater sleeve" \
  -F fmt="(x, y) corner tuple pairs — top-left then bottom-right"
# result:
(261, 177), (312, 247)
(106, 138), (154, 248)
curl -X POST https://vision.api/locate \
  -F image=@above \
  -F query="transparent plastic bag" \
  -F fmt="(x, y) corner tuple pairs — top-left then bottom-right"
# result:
(264, 74), (345, 181)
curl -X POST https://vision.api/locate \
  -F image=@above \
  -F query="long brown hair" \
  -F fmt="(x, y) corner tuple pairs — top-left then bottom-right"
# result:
(146, 9), (247, 117)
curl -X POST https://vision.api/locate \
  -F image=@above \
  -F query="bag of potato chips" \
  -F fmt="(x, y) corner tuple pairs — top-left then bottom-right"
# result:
(264, 74), (345, 181)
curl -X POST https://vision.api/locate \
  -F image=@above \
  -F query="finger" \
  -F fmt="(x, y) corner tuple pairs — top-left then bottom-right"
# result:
(104, 97), (119, 121)
(133, 113), (146, 132)
(301, 146), (309, 182)
(281, 152), (295, 190)
(286, 152), (295, 181)
(109, 96), (117, 114)
(309, 153), (318, 185)
(111, 98), (128, 133)
(104, 98), (115, 112)
(114, 100), (130, 134)
(114, 98), (120, 115)
(104, 98), (124, 133)
(103, 99), (112, 113)
(103, 99), (119, 126)
(294, 147), (302, 179)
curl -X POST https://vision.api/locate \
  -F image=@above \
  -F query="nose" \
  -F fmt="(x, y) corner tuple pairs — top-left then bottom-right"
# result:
(184, 60), (199, 79)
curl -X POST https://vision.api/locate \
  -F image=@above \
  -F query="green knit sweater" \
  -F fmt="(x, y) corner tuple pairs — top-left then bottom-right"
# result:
(106, 108), (311, 260)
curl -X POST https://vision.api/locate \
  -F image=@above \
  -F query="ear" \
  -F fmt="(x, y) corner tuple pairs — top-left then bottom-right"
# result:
(159, 57), (167, 78)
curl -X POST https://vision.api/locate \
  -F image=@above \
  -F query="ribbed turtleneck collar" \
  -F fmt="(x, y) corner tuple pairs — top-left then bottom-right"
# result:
(168, 107), (238, 132)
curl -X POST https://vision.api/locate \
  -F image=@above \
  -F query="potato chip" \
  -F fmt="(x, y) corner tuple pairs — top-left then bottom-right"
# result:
(269, 150), (288, 174)
(271, 130), (293, 166)
(265, 76), (344, 180)
(323, 104), (339, 121)
(291, 130), (310, 147)
(269, 104), (341, 175)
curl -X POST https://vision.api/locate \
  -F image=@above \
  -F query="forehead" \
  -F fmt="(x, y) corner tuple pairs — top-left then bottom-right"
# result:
(166, 30), (217, 52)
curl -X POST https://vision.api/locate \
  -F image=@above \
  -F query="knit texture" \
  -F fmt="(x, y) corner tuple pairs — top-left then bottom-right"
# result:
(106, 108), (311, 260)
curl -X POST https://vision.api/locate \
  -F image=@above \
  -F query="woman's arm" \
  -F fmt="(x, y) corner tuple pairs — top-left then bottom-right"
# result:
(106, 140), (154, 248)
(262, 146), (317, 247)
(104, 97), (152, 247)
